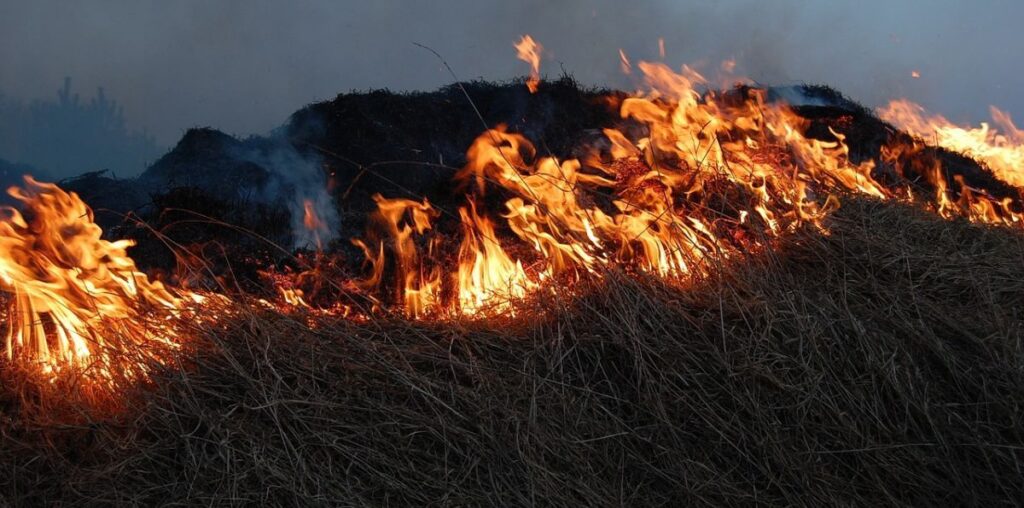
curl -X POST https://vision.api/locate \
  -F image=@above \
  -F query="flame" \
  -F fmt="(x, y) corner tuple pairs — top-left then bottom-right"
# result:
(514, 35), (543, 93)
(449, 61), (883, 284)
(346, 54), (1024, 317)
(280, 287), (309, 308)
(353, 194), (441, 318)
(302, 199), (325, 249)
(911, 70), (921, 79)
(619, 49), (632, 75)
(880, 138), (1023, 225)
(352, 192), (536, 317)
(351, 58), (899, 316)
(0, 177), (190, 383)
(879, 99), (1024, 187)
(457, 199), (535, 315)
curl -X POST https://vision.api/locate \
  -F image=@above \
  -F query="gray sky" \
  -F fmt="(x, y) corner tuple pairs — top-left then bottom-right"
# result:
(1, 0), (1022, 146)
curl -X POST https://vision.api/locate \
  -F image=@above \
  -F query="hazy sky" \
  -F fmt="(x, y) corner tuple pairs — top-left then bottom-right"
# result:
(1, 0), (1022, 146)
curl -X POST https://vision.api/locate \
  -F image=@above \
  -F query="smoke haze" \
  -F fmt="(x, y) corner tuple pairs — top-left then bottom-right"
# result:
(1, 0), (1021, 176)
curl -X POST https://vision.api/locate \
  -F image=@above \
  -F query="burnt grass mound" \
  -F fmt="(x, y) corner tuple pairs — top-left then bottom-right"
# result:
(1, 78), (1023, 505)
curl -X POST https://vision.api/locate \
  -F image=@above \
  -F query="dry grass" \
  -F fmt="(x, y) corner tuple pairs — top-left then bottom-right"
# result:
(2, 196), (1024, 506)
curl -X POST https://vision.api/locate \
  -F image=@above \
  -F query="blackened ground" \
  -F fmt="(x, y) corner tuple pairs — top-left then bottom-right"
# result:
(1, 197), (1022, 506)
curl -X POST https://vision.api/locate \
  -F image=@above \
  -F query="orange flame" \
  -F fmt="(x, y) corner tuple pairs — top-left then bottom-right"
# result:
(0, 177), (189, 382)
(349, 59), (907, 317)
(879, 99), (1024, 187)
(302, 199), (324, 249)
(345, 57), (1024, 317)
(514, 35), (543, 93)
(303, 199), (320, 232)
(353, 194), (441, 318)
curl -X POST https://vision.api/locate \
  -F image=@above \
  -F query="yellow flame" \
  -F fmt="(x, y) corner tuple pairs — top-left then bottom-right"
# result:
(880, 99), (1024, 187)
(457, 199), (534, 315)
(0, 177), (188, 381)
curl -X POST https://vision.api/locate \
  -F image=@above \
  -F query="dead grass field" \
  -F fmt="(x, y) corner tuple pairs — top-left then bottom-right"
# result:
(2, 197), (1022, 506)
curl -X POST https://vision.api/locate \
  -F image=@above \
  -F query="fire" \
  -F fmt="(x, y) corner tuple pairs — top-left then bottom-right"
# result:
(350, 192), (536, 317)
(349, 55), (895, 316)
(303, 199), (321, 232)
(6, 33), (1024, 399)
(456, 199), (534, 315)
(514, 35), (542, 93)
(880, 138), (1023, 226)
(352, 194), (441, 317)
(450, 61), (880, 282)
(342, 42), (1024, 317)
(619, 49), (632, 74)
(302, 198), (326, 250)
(0, 177), (190, 384)
(879, 99), (1024, 187)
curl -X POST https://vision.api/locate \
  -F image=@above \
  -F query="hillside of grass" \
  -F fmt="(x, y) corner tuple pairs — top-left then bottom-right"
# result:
(2, 197), (1022, 506)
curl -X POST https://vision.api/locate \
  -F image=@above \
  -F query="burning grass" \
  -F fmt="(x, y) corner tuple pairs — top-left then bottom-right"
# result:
(3, 40), (1024, 503)
(2, 196), (1022, 505)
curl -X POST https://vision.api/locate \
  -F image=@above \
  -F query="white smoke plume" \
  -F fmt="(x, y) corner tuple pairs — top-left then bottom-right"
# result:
(234, 142), (340, 250)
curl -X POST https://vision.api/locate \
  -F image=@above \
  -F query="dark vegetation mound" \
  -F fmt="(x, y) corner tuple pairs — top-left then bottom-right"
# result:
(59, 78), (1024, 291)
(284, 77), (620, 207)
(62, 77), (622, 287)
(2, 198), (1022, 505)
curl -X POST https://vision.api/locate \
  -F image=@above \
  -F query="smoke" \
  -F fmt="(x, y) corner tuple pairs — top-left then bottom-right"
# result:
(231, 139), (340, 250)
(769, 86), (830, 108)
(0, 0), (1022, 165)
